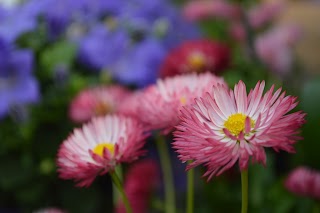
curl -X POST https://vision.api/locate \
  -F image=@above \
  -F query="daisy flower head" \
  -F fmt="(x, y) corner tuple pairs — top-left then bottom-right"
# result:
(69, 85), (130, 123)
(285, 166), (320, 200)
(139, 73), (226, 133)
(173, 80), (306, 180)
(57, 114), (148, 187)
(159, 39), (230, 78)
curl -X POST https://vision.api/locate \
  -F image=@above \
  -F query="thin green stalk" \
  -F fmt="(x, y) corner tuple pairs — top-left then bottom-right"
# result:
(241, 169), (248, 213)
(312, 201), (320, 213)
(112, 165), (123, 206)
(110, 171), (132, 213)
(155, 133), (176, 213)
(186, 165), (194, 213)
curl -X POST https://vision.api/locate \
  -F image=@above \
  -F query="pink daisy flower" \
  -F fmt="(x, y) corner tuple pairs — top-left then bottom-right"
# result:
(139, 73), (227, 133)
(57, 115), (148, 187)
(69, 85), (130, 123)
(285, 167), (320, 200)
(173, 81), (305, 179)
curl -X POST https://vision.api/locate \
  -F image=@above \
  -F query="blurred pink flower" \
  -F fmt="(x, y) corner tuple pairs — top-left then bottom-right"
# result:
(118, 91), (144, 120)
(69, 85), (130, 123)
(116, 159), (159, 213)
(138, 73), (226, 134)
(255, 25), (303, 76)
(183, 0), (240, 21)
(173, 81), (305, 180)
(248, 1), (285, 29)
(57, 115), (148, 187)
(285, 167), (320, 200)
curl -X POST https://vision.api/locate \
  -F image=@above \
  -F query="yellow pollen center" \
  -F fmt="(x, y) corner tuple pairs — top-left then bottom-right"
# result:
(95, 102), (111, 115)
(188, 52), (206, 70)
(224, 113), (255, 136)
(93, 143), (115, 157)
(180, 96), (187, 105)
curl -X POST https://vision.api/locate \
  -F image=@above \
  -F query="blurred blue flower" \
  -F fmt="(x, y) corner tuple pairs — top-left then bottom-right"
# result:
(8, 0), (199, 87)
(77, 0), (199, 87)
(0, 39), (39, 118)
(77, 25), (129, 70)
(111, 39), (166, 87)
(0, 5), (38, 42)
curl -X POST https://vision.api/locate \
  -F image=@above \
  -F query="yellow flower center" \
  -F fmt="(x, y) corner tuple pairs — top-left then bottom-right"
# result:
(95, 102), (111, 116)
(188, 52), (206, 71)
(224, 113), (255, 136)
(93, 143), (115, 157)
(180, 96), (187, 105)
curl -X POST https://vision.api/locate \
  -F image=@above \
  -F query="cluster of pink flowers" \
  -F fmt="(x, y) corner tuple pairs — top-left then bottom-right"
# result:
(58, 73), (227, 186)
(58, 72), (306, 184)
(56, 27), (306, 212)
(285, 167), (320, 200)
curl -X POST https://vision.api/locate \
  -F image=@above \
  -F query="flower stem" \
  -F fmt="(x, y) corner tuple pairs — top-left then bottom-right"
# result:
(110, 171), (132, 213)
(186, 164), (194, 213)
(241, 169), (248, 213)
(112, 165), (123, 206)
(155, 133), (176, 213)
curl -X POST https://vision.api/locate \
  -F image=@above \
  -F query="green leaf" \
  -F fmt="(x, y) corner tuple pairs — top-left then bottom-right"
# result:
(40, 41), (77, 78)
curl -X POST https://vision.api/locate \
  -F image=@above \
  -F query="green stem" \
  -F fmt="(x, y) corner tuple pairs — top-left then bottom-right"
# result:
(186, 165), (194, 213)
(112, 165), (123, 206)
(155, 133), (176, 213)
(110, 171), (132, 213)
(312, 201), (320, 213)
(241, 169), (248, 213)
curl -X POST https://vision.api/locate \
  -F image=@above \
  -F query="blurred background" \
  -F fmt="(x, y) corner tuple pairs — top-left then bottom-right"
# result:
(0, 0), (319, 212)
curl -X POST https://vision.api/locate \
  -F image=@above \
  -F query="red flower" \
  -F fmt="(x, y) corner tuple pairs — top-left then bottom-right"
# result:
(160, 39), (230, 78)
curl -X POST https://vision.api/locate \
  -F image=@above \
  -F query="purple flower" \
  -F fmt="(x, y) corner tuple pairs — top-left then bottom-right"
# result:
(111, 38), (166, 87)
(0, 6), (38, 42)
(0, 39), (39, 118)
(77, 25), (129, 70)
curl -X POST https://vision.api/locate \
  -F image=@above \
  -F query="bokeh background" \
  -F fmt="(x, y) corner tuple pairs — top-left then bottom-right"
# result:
(0, 0), (320, 212)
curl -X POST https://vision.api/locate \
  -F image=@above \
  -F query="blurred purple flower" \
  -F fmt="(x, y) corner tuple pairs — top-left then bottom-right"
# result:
(76, 0), (199, 87)
(78, 25), (129, 70)
(0, 39), (39, 118)
(111, 39), (166, 87)
(0, 6), (38, 42)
